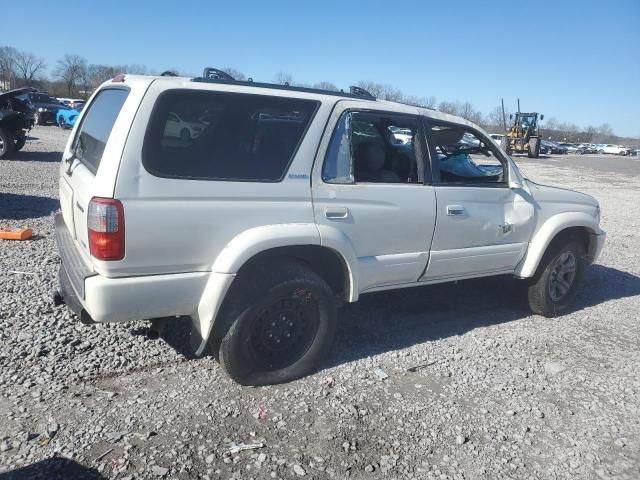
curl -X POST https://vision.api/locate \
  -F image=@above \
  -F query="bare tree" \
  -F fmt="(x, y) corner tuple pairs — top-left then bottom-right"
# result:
(87, 64), (117, 88)
(313, 81), (339, 91)
(14, 51), (46, 86)
(0, 46), (18, 90)
(222, 67), (246, 81)
(55, 54), (88, 96)
(356, 81), (386, 98)
(438, 101), (459, 115)
(274, 71), (294, 85)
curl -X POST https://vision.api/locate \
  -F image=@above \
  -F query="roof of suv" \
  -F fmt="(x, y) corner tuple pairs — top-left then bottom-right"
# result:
(103, 73), (482, 133)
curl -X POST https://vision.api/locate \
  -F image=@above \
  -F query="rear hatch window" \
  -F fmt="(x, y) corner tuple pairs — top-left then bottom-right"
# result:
(142, 90), (318, 182)
(72, 88), (129, 173)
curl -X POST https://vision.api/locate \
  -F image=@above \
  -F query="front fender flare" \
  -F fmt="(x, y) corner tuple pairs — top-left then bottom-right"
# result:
(514, 212), (601, 278)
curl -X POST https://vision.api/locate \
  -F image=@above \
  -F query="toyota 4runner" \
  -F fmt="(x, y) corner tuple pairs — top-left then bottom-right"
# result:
(54, 68), (606, 385)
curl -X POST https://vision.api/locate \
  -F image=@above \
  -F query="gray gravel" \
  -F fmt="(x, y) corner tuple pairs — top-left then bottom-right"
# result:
(1, 126), (639, 479)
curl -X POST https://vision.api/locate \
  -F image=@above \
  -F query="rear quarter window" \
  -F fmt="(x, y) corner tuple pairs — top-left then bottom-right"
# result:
(142, 90), (318, 182)
(72, 88), (129, 173)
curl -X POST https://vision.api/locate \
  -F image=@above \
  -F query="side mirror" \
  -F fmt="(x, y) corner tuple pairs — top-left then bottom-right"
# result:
(540, 114), (544, 120)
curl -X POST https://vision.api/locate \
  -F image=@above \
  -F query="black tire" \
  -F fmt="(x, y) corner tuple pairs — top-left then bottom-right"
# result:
(598, 149), (604, 154)
(528, 137), (540, 158)
(14, 135), (26, 151)
(0, 128), (15, 159)
(217, 259), (337, 386)
(58, 116), (66, 129)
(527, 238), (586, 317)
(34, 112), (41, 125)
(180, 128), (191, 142)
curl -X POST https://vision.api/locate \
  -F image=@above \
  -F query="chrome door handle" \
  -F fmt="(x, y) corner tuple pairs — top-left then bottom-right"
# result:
(446, 205), (465, 216)
(325, 207), (349, 219)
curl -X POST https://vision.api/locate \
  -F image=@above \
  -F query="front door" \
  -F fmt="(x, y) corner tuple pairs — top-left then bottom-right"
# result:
(312, 104), (437, 293)
(421, 119), (535, 280)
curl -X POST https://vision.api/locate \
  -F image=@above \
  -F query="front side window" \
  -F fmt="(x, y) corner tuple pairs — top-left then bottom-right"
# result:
(426, 122), (506, 185)
(72, 88), (129, 173)
(142, 90), (318, 182)
(323, 111), (423, 185)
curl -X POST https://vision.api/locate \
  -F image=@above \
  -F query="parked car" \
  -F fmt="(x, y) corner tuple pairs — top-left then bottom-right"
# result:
(599, 144), (631, 155)
(0, 87), (36, 158)
(489, 133), (506, 146)
(54, 71), (606, 385)
(541, 140), (566, 155)
(18, 91), (66, 125)
(389, 126), (413, 144)
(163, 111), (205, 141)
(56, 105), (83, 129)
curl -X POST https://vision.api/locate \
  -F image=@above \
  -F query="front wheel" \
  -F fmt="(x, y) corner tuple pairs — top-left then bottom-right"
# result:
(14, 135), (26, 151)
(58, 117), (66, 129)
(0, 128), (15, 159)
(217, 260), (337, 386)
(527, 239), (586, 317)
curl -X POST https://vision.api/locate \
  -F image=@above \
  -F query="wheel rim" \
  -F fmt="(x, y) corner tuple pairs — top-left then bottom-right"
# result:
(247, 294), (320, 371)
(548, 252), (577, 301)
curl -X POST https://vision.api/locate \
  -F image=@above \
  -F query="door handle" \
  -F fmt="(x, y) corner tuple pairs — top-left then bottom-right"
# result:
(324, 207), (349, 219)
(446, 205), (465, 216)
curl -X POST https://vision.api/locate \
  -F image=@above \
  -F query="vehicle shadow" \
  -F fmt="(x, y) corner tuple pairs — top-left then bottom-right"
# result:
(11, 151), (63, 162)
(0, 193), (59, 220)
(0, 458), (106, 480)
(325, 264), (640, 367)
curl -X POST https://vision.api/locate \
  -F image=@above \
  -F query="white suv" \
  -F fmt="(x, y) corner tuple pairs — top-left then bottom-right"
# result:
(55, 69), (606, 385)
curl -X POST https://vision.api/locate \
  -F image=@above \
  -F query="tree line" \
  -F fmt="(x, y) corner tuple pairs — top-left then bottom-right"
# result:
(1, 46), (636, 144)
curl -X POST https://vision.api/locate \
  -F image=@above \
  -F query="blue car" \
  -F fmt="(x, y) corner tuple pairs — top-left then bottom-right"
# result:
(56, 106), (83, 129)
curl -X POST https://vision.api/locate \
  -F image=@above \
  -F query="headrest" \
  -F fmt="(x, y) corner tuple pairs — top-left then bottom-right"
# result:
(355, 143), (386, 172)
(432, 127), (464, 145)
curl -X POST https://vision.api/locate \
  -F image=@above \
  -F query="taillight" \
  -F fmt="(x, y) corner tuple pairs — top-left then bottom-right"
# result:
(87, 197), (125, 261)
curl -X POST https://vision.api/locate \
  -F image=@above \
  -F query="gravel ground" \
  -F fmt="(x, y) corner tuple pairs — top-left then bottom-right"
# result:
(1, 126), (639, 480)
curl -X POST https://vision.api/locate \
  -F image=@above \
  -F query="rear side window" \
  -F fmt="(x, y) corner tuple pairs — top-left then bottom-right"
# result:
(72, 89), (129, 173)
(142, 90), (318, 182)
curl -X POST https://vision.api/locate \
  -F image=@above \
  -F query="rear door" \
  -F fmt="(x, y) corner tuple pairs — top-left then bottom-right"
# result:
(312, 102), (437, 293)
(60, 83), (142, 260)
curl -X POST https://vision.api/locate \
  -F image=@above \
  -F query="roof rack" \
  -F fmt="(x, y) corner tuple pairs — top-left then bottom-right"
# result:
(192, 67), (376, 101)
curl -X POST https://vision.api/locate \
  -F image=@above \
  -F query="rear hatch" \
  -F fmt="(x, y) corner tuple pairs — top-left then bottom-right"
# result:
(59, 77), (152, 268)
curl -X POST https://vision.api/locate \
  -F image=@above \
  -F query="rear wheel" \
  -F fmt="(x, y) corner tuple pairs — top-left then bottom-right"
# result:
(0, 128), (15, 159)
(527, 238), (586, 317)
(217, 259), (337, 386)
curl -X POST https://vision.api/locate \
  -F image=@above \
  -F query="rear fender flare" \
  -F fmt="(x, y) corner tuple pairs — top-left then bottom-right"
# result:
(192, 223), (359, 355)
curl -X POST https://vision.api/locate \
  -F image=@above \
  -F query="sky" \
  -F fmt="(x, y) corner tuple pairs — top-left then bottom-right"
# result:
(5, 0), (640, 137)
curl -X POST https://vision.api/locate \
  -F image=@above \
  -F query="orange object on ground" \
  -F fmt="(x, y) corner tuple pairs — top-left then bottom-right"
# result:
(0, 228), (33, 240)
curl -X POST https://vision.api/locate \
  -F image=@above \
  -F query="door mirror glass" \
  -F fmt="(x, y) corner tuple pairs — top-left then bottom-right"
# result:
(540, 114), (544, 120)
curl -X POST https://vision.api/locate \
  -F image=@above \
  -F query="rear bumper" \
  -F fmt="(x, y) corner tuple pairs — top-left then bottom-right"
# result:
(55, 213), (210, 323)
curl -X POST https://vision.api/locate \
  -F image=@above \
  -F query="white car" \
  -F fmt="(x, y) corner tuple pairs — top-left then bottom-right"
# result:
(599, 144), (629, 155)
(163, 111), (205, 141)
(54, 70), (606, 385)
(489, 133), (506, 146)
